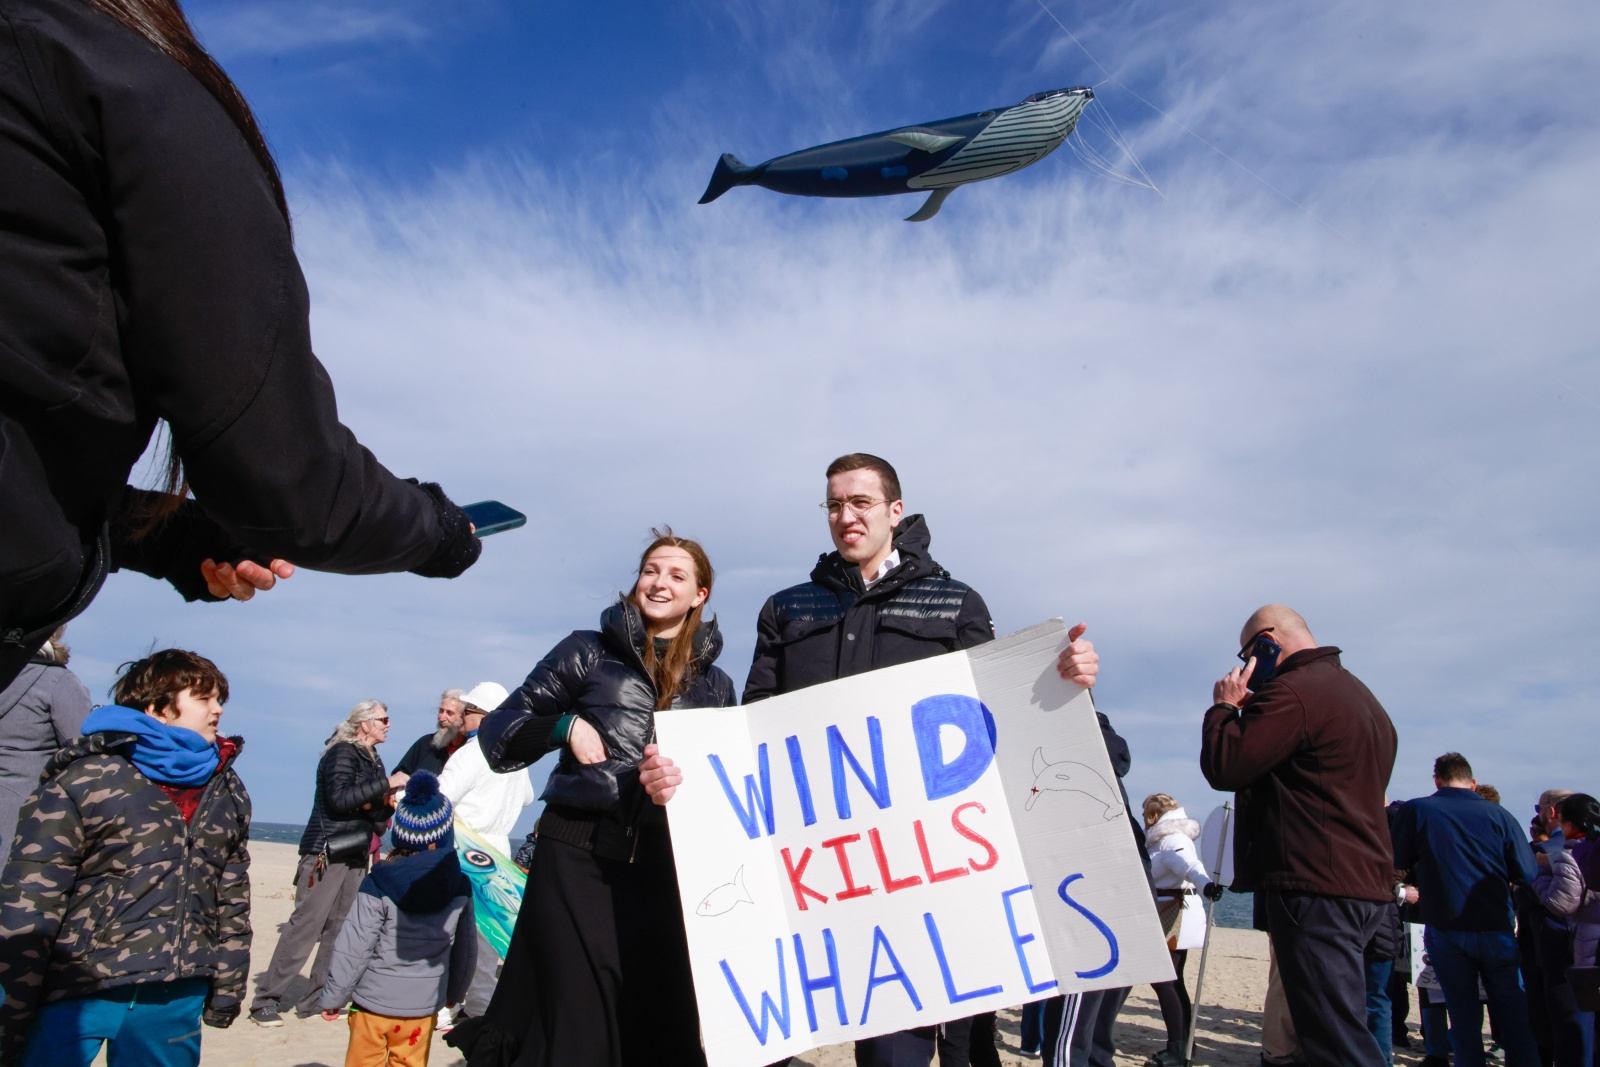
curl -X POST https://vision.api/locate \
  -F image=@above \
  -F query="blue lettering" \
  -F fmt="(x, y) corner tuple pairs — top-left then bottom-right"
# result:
(719, 938), (792, 1045)
(708, 746), (774, 840)
(923, 912), (1003, 1003)
(793, 928), (847, 1032)
(911, 695), (995, 801)
(786, 735), (817, 827)
(1001, 885), (1057, 994)
(859, 925), (922, 1024)
(828, 718), (891, 820)
(1057, 874), (1120, 979)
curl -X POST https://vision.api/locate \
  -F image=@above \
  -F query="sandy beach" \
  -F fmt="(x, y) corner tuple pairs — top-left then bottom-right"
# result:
(198, 841), (1431, 1067)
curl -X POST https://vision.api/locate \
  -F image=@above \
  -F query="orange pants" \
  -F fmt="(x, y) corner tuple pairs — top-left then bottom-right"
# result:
(344, 1009), (436, 1067)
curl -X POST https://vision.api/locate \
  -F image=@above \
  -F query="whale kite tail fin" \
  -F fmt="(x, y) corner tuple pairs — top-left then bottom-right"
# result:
(698, 153), (758, 204)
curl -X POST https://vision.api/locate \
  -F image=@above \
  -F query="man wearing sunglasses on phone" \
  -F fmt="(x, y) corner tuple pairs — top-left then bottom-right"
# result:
(744, 452), (1102, 1067)
(1201, 605), (1398, 1067)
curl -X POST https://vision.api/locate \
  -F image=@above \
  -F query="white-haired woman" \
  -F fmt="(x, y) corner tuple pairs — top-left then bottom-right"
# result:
(249, 700), (408, 1027)
(1142, 793), (1214, 1067)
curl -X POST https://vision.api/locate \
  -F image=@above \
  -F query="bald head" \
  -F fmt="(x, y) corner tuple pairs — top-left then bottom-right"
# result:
(1240, 605), (1315, 656)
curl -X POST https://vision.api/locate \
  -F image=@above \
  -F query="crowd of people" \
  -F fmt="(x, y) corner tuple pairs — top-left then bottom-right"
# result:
(0, 452), (1593, 1067)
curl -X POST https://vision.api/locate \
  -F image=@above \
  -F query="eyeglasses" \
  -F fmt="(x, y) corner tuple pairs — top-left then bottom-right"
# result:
(372, 716), (390, 724)
(820, 497), (890, 517)
(1237, 628), (1275, 663)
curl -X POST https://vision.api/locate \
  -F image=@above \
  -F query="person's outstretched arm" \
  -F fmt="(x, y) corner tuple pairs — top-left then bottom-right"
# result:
(318, 886), (384, 1013)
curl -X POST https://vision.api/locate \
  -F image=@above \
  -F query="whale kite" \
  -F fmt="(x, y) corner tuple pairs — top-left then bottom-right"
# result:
(697, 87), (1094, 221)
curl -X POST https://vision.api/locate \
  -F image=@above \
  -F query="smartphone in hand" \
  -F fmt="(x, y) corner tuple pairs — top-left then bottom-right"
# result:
(461, 501), (527, 537)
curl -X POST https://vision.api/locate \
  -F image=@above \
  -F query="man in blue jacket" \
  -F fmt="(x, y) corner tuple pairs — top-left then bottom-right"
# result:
(1392, 753), (1540, 1067)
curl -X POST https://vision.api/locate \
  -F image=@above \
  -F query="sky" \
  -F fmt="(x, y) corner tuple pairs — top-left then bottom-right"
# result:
(62, 0), (1600, 838)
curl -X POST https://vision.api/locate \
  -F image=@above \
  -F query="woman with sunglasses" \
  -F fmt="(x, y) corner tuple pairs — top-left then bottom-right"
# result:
(250, 699), (408, 1027)
(457, 529), (734, 1067)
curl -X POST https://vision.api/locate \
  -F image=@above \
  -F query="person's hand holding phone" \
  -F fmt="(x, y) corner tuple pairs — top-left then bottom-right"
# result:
(1214, 658), (1255, 708)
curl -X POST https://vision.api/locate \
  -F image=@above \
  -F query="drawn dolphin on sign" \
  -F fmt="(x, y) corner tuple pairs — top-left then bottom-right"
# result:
(1025, 748), (1122, 820)
(696, 866), (754, 917)
(697, 87), (1095, 222)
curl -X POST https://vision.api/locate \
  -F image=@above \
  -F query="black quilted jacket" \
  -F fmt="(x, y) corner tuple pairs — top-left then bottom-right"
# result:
(296, 741), (392, 859)
(479, 599), (735, 822)
(743, 514), (994, 702)
(0, 732), (251, 1056)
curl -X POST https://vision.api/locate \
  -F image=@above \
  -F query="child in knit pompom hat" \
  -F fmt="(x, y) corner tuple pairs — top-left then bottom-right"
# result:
(317, 771), (477, 1066)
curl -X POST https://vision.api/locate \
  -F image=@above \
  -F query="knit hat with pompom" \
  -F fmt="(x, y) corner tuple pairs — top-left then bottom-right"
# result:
(392, 770), (454, 851)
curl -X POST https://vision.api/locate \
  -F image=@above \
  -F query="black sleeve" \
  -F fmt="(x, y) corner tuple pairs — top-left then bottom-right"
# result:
(478, 633), (595, 772)
(35, 14), (479, 580)
(392, 735), (430, 777)
(742, 597), (781, 704)
(1096, 710), (1132, 779)
(322, 746), (389, 817)
(954, 588), (996, 651)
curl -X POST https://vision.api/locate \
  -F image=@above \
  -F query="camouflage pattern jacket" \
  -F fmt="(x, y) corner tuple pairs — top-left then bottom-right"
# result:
(0, 731), (251, 1059)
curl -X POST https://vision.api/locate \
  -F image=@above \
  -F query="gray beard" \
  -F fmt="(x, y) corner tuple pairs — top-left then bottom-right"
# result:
(432, 724), (462, 749)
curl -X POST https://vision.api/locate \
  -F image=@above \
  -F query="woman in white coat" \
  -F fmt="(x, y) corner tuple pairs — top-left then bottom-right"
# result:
(1143, 793), (1214, 1067)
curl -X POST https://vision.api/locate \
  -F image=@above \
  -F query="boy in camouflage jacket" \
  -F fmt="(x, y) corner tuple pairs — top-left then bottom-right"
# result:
(0, 650), (251, 1066)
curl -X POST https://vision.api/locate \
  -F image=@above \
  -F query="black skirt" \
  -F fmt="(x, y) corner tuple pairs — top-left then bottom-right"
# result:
(459, 819), (706, 1067)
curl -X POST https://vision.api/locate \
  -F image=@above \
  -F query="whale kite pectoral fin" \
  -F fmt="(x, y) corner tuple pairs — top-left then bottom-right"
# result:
(885, 128), (964, 153)
(905, 187), (953, 222)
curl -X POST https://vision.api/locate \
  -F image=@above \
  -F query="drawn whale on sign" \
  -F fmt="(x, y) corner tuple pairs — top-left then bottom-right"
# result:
(697, 87), (1094, 222)
(696, 866), (753, 917)
(1026, 748), (1122, 820)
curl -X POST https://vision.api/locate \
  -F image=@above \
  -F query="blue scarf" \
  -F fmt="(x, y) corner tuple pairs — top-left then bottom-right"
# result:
(81, 705), (220, 787)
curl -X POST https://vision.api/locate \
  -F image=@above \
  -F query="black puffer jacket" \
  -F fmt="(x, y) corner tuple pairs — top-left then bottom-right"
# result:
(480, 600), (735, 843)
(297, 741), (392, 860)
(0, 732), (250, 1056)
(0, 0), (479, 690)
(743, 514), (994, 701)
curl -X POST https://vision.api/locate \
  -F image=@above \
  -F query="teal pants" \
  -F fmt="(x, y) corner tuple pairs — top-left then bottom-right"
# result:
(20, 978), (207, 1067)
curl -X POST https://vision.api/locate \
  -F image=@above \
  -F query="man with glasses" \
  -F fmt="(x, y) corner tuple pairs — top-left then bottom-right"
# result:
(1201, 605), (1398, 1067)
(745, 452), (1101, 1067)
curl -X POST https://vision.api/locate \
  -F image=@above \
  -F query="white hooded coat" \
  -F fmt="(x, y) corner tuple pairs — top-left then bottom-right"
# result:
(1146, 806), (1213, 950)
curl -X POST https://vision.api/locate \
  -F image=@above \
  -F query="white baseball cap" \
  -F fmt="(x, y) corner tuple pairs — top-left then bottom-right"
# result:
(458, 681), (508, 714)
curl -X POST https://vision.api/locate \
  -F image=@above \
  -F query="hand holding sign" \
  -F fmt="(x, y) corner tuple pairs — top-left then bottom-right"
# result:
(1054, 623), (1098, 688)
(640, 743), (682, 805)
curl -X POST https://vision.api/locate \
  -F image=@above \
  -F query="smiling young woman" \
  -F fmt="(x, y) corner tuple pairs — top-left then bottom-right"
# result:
(457, 528), (735, 1067)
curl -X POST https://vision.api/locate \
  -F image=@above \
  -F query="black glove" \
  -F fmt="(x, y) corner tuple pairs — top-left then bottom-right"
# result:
(1202, 882), (1226, 901)
(203, 1002), (240, 1028)
(407, 481), (483, 579)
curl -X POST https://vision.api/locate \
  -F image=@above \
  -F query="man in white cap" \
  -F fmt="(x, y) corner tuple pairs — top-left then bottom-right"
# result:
(436, 681), (534, 1024)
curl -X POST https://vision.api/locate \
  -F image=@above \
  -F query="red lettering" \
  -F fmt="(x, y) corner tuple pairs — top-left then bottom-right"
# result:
(914, 818), (969, 883)
(951, 801), (999, 871)
(781, 847), (830, 910)
(868, 828), (924, 893)
(821, 833), (875, 900)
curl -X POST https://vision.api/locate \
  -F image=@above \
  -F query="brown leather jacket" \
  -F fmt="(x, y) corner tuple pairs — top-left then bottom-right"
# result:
(1201, 647), (1398, 902)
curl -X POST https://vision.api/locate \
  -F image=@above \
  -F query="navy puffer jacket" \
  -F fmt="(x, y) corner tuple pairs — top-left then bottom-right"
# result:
(479, 599), (734, 821)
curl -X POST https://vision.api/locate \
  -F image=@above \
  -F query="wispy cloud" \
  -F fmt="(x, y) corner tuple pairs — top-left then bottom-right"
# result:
(193, 0), (429, 57)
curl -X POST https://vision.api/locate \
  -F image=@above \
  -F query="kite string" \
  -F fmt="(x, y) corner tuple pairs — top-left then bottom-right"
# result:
(1033, 0), (1347, 241)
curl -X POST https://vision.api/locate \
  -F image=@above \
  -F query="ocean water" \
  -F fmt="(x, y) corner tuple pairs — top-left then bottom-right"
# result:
(1214, 890), (1253, 929)
(253, 822), (307, 846)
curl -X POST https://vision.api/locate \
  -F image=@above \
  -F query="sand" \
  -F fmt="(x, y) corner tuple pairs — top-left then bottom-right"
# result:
(194, 841), (1433, 1067)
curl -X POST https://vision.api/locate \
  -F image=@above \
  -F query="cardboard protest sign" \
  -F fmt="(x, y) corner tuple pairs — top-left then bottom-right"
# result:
(655, 619), (1172, 1067)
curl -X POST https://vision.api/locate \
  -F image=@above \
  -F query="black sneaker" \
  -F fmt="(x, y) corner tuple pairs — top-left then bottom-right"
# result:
(250, 1005), (284, 1028)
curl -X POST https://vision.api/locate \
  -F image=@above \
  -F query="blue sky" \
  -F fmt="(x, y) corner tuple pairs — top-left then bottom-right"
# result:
(62, 0), (1600, 838)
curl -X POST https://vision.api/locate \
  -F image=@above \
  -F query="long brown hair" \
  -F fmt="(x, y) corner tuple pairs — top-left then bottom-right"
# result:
(632, 528), (714, 710)
(87, 0), (291, 534)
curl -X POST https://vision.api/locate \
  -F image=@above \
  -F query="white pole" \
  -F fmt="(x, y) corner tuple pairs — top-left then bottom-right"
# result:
(1184, 800), (1232, 1066)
